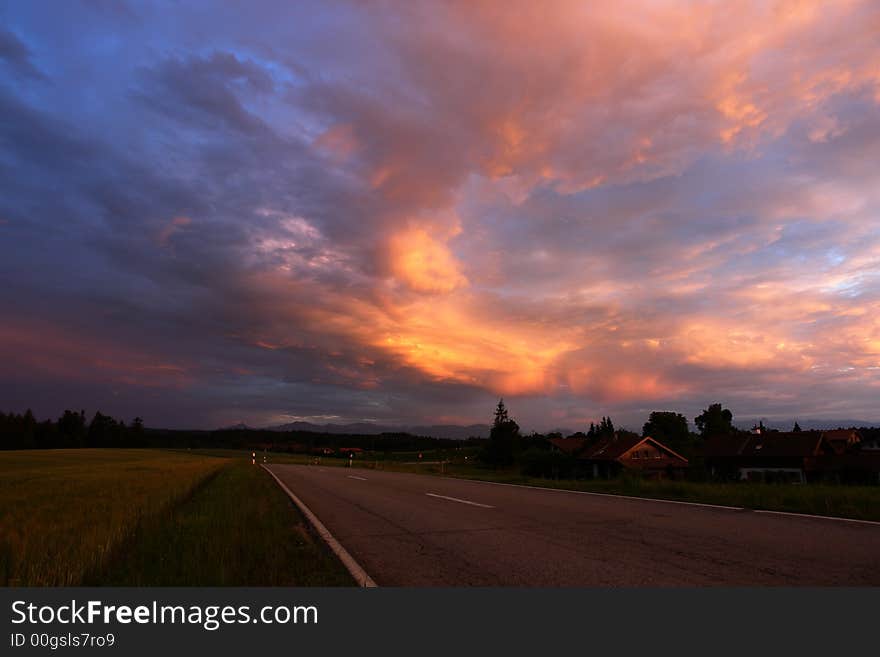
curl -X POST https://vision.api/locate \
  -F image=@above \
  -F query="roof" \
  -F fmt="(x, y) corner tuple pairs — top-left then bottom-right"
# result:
(580, 433), (643, 460)
(705, 432), (831, 459)
(741, 432), (826, 458)
(820, 429), (861, 453)
(547, 436), (588, 456)
(703, 434), (752, 458)
(548, 433), (688, 464)
(821, 429), (861, 441)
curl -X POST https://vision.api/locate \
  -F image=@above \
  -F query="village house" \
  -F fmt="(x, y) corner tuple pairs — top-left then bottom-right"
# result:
(703, 429), (880, 483)
(547, 433), (689, 479)
(821, 429), (862, 454)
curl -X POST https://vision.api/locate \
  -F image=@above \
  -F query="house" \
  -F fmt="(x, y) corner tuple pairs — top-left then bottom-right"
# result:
(704, 432), (821, 482)
(820, 429), (861, 455)
(703, 431), (845, 483)
(547, 433), (689, 479)
(580, 433), (689, 479)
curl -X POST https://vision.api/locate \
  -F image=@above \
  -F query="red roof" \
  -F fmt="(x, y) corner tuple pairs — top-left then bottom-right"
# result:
(742, 432), (827, 458)
(821, 429), (861, 441)
(580, 433), (643, 460)
(582, 434), (688, 464)
(705, 432), (832, 459)
(820, 429), (861, 454)
(547, 436), (588, 456)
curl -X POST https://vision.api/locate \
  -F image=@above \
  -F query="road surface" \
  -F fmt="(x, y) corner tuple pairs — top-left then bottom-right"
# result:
(266, 464), (880, 586)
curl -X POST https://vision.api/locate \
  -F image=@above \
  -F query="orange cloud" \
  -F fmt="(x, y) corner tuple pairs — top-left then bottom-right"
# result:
(374, 296), (576, 395)
(389, 227), (468, 294)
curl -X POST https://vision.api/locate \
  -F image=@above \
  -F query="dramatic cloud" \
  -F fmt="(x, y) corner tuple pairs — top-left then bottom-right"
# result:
(1, 1), (879, 430)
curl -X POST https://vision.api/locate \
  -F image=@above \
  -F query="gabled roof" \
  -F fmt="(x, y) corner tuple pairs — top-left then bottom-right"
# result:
(580, 434), (688, 464)
(705, 431), (832, 459)
(580, 433), (643, 460)
(548, 433), (688, 464)
(820, 429), (861, 453)
(821, 429), (861, 441)
(741, 432), (826, 458)
(547, 436), (588, 456)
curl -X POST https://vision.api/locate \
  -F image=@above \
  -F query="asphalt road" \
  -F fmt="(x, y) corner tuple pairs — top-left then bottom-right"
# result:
(266, 464), (880, 586)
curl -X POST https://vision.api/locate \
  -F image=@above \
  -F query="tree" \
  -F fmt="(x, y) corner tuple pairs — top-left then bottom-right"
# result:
(58, 409), (86, 447)
(694, 403), (733, 437)
(587, 416), (615, 441)
(484, 399), (520, 466)
(493, 399), (509, 427)
(643, 411), (691, 454)
(88, 411), (123, 447)
(792, 421), (802, 432)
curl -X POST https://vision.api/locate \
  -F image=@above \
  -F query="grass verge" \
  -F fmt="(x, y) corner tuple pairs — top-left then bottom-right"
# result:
(1, 449), (355, 586)
(86, 460), (354, 586)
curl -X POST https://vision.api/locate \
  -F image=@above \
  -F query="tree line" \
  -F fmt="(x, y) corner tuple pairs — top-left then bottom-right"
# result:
(4, 402), (876, 457)
(0, 409), (146, 450)
(480, 399), (876, 469)
(0, 409), (482, 452)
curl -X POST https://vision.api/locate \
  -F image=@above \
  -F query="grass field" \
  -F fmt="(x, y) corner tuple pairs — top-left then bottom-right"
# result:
(0, 449), (353, 586)
(0, 449), (225, 586)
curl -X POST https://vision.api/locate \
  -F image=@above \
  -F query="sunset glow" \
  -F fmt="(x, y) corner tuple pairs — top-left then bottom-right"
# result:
(1, 1), (879, 430)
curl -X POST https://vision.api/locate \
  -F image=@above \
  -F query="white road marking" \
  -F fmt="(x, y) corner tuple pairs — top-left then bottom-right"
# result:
(753, 509), (880, 526)
(425, 492), (494, 508)
(463, 479), (740, 511)
(456, 478), (880, 525)
(261, 465), (377, 587)
(347, 475), (368, 481)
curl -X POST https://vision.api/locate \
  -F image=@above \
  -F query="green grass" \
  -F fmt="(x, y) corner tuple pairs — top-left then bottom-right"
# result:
(0, 449), (354, 586)
(87, 461), (353, 586)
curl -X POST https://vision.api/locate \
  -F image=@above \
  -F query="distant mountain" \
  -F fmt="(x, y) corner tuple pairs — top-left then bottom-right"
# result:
(219, 422), (252, 431)
(735, 418), (880, 431)
(267, 421), (490, 440)
(407, 424), (492, 439)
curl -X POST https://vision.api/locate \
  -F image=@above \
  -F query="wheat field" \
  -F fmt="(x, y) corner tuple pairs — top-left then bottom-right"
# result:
(0, 449), (225, 585)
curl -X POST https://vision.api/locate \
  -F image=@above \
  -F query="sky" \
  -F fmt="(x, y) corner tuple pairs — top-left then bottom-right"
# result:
(1, 1), (879, 432)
